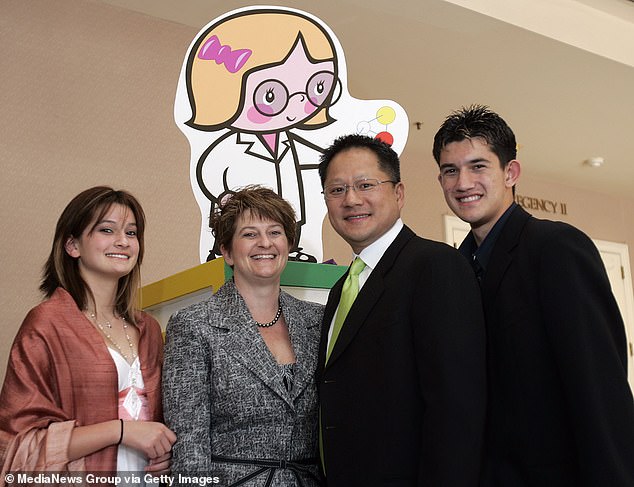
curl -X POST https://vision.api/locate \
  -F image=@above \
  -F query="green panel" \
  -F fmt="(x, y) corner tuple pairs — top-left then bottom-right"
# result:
(223, 261), (347, 289)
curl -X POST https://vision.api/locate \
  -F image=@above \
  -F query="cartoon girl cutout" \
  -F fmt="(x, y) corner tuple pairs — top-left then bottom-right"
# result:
(182, 9), (340, 262)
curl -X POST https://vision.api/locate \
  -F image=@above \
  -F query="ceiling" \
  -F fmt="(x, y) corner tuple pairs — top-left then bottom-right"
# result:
(97, 0), (634, 199)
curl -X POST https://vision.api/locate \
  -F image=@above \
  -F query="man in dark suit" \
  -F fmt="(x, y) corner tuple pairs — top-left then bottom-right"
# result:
(433, 105), (634, 486)
(317, 134), (486, 486)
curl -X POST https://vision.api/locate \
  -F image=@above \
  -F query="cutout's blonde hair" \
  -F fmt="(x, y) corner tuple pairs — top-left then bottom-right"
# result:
(186, 10), (337, 130)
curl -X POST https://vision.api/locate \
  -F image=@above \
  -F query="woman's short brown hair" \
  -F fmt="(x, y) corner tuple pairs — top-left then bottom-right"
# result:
(211, 185), (297, 253)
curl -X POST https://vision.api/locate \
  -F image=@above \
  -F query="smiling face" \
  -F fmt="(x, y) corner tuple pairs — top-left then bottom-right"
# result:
(221, 211), (290, 285)
(438, 137), (520, 244)
(324, 147), (404, 254)
(65, 203), (139, 285)
(231, 40), (335, 133)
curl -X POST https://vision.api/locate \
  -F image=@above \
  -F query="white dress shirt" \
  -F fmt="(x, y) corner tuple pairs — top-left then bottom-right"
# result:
(326, 219), (404, 348)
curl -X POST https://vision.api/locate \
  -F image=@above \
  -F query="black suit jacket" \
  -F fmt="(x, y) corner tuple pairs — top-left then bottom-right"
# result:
(318, 226), (486, 486)
(472, 206), (634, 486)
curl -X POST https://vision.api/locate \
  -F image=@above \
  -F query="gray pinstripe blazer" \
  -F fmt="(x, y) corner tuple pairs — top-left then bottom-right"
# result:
(162, 280), (323, 486)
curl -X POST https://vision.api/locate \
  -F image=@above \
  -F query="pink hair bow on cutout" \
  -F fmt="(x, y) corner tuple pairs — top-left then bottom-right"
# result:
(198, 35), (252, 73)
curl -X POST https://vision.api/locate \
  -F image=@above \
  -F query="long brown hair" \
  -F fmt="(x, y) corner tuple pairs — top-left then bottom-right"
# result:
(40, 186), (146, 323)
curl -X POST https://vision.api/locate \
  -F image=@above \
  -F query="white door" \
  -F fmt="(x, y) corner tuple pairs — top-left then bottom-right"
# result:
(443, 214), (470, 250)
(443, 214), (634, 390)
(594, 240), (634, 391)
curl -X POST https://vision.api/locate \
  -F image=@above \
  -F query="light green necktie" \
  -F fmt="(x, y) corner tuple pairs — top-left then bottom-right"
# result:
(326, 257), (366, 363)
(321, 257), (366, 473)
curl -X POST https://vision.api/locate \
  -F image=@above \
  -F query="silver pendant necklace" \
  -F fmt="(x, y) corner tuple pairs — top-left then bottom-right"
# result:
(88, 312), (137, 361)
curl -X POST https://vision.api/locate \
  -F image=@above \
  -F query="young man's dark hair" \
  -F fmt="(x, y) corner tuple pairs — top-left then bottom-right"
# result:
(432, 104), (517, 169)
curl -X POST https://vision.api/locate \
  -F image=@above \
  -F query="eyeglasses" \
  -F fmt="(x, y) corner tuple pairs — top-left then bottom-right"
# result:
(322, 179), (397, 200)
(253, 71), (338, 117)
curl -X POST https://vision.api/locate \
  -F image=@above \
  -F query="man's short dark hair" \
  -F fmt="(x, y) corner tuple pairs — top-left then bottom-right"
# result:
(432, 105), (517, 169)
(319, 134), (401, 186)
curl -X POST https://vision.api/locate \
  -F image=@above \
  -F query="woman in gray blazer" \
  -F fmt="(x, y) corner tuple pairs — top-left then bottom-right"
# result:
(163, 186), (324, 486)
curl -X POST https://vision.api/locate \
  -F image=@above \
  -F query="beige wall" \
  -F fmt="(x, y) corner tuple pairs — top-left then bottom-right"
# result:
(1, 0), (200, 382)
(2, 0), (633, 383)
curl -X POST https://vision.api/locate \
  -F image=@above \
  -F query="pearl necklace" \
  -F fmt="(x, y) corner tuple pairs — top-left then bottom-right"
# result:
(89, 312), (137, 361)
(254, 303), (283, 328)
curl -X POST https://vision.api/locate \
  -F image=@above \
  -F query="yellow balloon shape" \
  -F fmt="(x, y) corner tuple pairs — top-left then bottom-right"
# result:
(376, 106), (396, 125)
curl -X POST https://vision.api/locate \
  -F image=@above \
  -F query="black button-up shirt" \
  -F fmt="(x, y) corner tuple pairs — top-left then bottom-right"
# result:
(459, 202), (517, 281)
